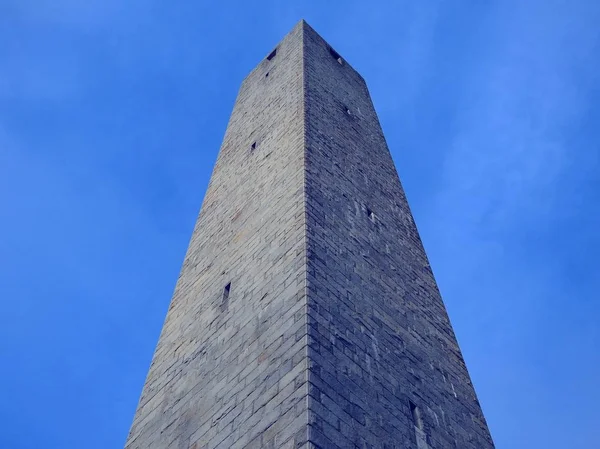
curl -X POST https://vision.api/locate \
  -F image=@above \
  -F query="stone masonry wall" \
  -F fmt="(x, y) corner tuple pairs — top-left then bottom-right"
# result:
(303, 23), (494, 449)
(125, 20), (494, 449)
(125, 22), (311, 449)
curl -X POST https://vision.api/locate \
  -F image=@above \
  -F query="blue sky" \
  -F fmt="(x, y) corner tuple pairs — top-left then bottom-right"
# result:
(1, 1), (599, 448)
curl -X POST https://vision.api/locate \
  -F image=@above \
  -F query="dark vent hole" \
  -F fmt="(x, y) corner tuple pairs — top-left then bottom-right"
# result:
(251, 142), (257, 151)
(366, 207), (375, 221)
(329, 47), (343, 64)
(267, 48), (277, 60)
(265, 72), (269, 78)
(221, 282), (231, 312)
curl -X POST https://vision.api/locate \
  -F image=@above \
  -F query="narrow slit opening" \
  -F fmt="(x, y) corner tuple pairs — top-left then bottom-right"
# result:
(329, 47), (343, 64)
(267, 48), (277, 60)
(221, 282), (231, 311)
(366, 207), (375, 221)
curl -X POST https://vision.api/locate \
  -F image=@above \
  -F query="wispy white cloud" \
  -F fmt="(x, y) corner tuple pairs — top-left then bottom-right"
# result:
(434, 1), (599, 238)
(421, 1), (600, 445)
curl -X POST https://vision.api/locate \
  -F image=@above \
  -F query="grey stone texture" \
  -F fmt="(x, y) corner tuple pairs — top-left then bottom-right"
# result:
(125, 20), (495, 449)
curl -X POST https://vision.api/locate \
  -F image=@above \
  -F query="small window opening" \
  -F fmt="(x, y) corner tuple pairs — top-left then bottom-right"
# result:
(251, 142), (257, 152)
(410, 401), (424, 430)
(329, 47), (343, 64)
(221, 282), (231, 312)
(366, 207), (375, 221)
(265, 71), (269, 78)
(267, 48), (277, 61)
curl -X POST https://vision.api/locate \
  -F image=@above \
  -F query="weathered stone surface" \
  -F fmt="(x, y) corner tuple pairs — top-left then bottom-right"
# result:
(125, 20), (494, 449)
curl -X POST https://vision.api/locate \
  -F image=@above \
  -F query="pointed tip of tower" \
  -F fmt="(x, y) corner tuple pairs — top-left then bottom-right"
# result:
(293, 18), (324, 45)
(294, 18), (314, 33)
(293, 18), (307, 32)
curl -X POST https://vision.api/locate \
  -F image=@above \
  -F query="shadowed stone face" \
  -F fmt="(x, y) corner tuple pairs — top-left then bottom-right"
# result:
(125, 20), (495, 449)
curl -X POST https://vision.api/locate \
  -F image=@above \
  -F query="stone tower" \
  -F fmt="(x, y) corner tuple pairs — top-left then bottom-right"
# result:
(125, 20), (494, 449)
